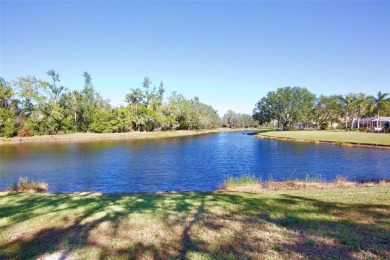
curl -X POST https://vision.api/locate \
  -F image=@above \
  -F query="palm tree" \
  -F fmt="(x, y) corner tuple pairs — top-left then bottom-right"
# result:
(352, 93), (367, 130)
(374, 91), (389, 118)
(339, 94), (355, 129)
(125, 88), (144, 114)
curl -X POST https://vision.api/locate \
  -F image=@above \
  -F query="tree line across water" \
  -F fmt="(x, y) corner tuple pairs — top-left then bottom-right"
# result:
(1, 71), (388, 137)
(253, 87), (390, 130)
(0, 70), (258, 137)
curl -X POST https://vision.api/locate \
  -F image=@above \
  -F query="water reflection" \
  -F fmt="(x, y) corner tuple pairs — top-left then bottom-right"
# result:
(0, 132), (389, 193)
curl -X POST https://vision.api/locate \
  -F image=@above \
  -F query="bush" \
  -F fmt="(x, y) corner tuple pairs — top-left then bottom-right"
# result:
(0, 109), (19, 137)
(320, 122), (328, 130)
(359, 128), (373, 133)
(12, 177), (48, 192)
(334, 175), (348, 186)
(18, 127), (32, 137)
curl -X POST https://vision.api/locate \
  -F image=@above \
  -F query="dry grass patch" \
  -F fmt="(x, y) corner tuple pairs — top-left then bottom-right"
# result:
(7, 177), (48, 193)
(220, 175), (390, 193)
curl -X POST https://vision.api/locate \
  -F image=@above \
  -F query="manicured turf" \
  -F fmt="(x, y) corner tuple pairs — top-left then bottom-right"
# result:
(1, 186), (389, 259)
(257, 130), (390, 145)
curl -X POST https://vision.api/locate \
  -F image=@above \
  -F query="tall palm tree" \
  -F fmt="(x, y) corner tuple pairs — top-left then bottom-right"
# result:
(352, 93), (367, 130)
(125, 88), (144, 114)
(374, 91), (389, 118)
(339, 94), (355, 129)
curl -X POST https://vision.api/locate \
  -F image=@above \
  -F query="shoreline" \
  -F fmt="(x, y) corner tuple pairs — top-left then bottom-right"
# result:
(0, 128), (258, 145)
(3, 179), (389, 194)
(255, 132), (390, 149)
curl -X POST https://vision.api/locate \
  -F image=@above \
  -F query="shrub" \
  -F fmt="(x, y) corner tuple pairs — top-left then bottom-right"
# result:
(334, 175), (348, 186)
(12, 177), (48, 192)
(18, 127), (32, 137)
(320, 122), (328, 130)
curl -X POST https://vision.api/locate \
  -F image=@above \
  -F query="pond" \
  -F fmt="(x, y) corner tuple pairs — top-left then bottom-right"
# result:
(0, 131), (389, 193)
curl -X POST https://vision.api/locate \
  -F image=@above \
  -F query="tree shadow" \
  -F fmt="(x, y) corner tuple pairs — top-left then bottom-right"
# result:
(0, 190), (389, 259)
(273, 194), (390, 259)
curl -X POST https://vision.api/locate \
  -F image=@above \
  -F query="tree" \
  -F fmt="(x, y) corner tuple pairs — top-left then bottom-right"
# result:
(47, 69), (64, 103)
(90, 108), (117, 133)
(43, 69), (66, 133)
(252, 96), (273, 126)
(223, 110), (236, 128)
(152, 81), (165, 112)
(374, 91), (389, 118)
(339, 94), (355, 129)
(313, 95), (331, 128)
(223, 110), (258, 128)
(253, 87), (315, 130)
(13, 76), (48, 115)
(142, 76), (153, 108)
(0, 78), (19, 137)
(1, 72), (270, 136)
(190, 97), (222, 129)
(80, 72), (108, 131)
(82, 72), (94, 101)
(141, 77), (167, 112)
(326, 95), (344, 129)
(125, 88), (144, 114)
(166, 92), (191, 129)
(70, 90), (79, 130)
(351, 93), (368, 130)
(0, 78), (13, 108)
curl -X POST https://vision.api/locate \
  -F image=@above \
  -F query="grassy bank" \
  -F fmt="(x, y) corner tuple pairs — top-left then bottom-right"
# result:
(220, 175), (390, 193)
(1, 186), (389, 259)
(256, 130), (390, 147)
(0, 128), (256, 145)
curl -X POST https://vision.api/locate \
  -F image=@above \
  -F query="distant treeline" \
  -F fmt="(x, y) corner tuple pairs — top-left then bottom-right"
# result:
(253, 86), (390, 130)
(0, 71), (258, 137)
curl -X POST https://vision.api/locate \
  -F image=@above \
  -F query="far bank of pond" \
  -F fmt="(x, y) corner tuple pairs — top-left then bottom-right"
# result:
(1, 131), (389, 193)
(0, 128), (257, 145)
(256, 130), (390, 148)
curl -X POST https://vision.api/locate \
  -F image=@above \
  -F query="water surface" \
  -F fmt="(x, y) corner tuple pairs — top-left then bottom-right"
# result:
(0, 132), (389, 192)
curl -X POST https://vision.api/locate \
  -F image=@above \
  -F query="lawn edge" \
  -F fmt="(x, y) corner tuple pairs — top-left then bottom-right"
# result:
(255, 133), (390, 149)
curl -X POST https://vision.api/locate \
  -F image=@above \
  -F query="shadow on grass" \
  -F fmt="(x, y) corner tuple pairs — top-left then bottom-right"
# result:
(0, 190), (389, 259)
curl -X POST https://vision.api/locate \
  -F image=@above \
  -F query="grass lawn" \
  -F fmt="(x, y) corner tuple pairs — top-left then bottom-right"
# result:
(256, 130), (390, 146)
(1, 186), (389, 259)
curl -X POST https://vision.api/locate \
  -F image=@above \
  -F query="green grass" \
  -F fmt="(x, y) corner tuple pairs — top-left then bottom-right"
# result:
(222, 174), (259, 187)
(256, 130), (390, 146)
(1, 187), (389, 259)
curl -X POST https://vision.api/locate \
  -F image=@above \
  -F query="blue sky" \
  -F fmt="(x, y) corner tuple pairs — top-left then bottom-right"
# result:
(1, 0), (389, 115)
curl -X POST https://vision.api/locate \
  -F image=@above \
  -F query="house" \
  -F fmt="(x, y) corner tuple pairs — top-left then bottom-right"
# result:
(357, 117), (390, 131)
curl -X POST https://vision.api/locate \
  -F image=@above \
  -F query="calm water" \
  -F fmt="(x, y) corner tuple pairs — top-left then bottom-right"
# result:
(0, 132), (389, 193)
